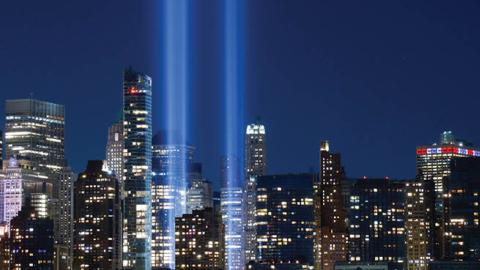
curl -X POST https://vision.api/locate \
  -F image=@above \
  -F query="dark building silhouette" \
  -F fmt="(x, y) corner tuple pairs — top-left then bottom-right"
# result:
(443, 157), (480, 261)
(255, 174), (315, 269)
(315, 141), (348, 270)
(9, 199), (54, 269)
(73, 160), (122, 269)
(347, 178), (406, 268)
(175, 207), (222, 269)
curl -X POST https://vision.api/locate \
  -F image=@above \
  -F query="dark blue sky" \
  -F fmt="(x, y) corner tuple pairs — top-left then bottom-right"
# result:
(1, 1), (480, 187)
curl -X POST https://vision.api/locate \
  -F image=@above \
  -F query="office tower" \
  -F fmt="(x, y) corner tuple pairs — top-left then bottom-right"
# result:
(0, 223), (8, 269)
(73, 160), (122, 270)
(416, 131), (479, 259)
(221, 187), (243, 270)
(122, 67), (153, 268)
(244, 122), (267, 263)
(0, 157), (22, 225)
(4, 99), (65, 197)
(245, 122), (267, 177)
(443, 157), (480, 261)
(55, 167), (75, 270)
(9, 199), (54, 269)
(405, 180), (434, 270)
(315, 141), (348, 270)
(220, 156), (244, 270)
(186, 178), (213, 213)
(348, 178), (406, 267)
(151, 133), (194, 269)
(0, 130), (3, 169)
(175, 207), (223, 269)
(106, 121), (124, 182)
(255, 174), (316, 269)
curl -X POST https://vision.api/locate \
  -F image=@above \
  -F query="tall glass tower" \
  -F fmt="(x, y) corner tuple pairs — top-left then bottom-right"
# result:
(151, 132), (194, 269)
(122, 67), (152, 269)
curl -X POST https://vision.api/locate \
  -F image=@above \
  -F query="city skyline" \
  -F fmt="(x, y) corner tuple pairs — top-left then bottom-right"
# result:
(2, 1), (480, 269)
(3, 1), (480, 185)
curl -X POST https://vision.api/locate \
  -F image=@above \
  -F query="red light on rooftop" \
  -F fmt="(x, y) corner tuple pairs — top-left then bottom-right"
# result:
(128, 86), (139, 95)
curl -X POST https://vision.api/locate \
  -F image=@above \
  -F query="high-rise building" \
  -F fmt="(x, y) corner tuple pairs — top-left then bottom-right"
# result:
(255, 173), (316, 269)
(416, 131), (479, 259)
(0, 157), (22, 226)
(347, 178), (406, 267)
(315, 141), (348, 270)
(221, 186), (244, 270)
(443, 157), (480, 261)
(186, 177), (213, 213)
(9, 199), (54, 270)
(151, 133), (194, 269)
(175, 207), (223, 269)
(4, 99), (65, 198)
(55, 167), (75, 270)
(73, 160), (122, 270)
(405, 180), (434, 270)
(106, 121), (124, 183)
(3, 98), (68, 268)
(0, 130), (3, 169)
(221, 156), (244, 270)
(244, 122), (267, 263)
(122, 67), (153, 269)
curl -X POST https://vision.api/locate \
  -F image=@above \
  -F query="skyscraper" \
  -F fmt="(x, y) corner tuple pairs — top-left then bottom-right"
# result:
(405, 180), (434, 270)
(416, 131), (479, 259)
(151, 133), (194, 269)
(443, 157), (480, 261)
(9, 199), (54, 270)
(255, 173), (316, 269)
(175, 207), (223, 269)
(0, 157), (22, 225)
(0, 130), (3, 169)
(122, 67), (153, 268)
(315, 141), (348, 270)
(244, 122), (267, 263)
(73, 160), (122, 270)
(186, 177), (213, 214)
(347, 178), (406, 267)
(106, 121), (124, 183)
(55, 167), (75, 270)
(4, 99), (65, 198)
(221, 156), (244, 270)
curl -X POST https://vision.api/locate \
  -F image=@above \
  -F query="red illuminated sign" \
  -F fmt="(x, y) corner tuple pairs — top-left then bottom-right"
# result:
(416, 146), (480, 157)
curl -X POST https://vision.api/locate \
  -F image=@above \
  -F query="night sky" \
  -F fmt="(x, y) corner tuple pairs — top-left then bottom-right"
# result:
(2, 1), (480, 188)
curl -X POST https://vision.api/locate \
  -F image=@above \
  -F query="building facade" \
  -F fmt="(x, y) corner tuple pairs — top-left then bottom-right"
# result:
(9, 201), (54, 270)
(244, 122), (267, 263)
(443, 157), (480, 261)
(151, 132), (195, 269)
(186, 177), (213, 214)
(405, 180), (434, 270)
(54, 167), (75, 270)
(315, 141), (348, 270)
(348, 178), (406, 267)
(175, 207), (222, 269)
(4, 99), (65, 199)
(106, 121), (124, 183)
(416, 131), (479, 259)
(73, 160), (122, 270)
(255, 174), (316, 269)
(0, 157), (22, 226)
(122, 67), (153, 268)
